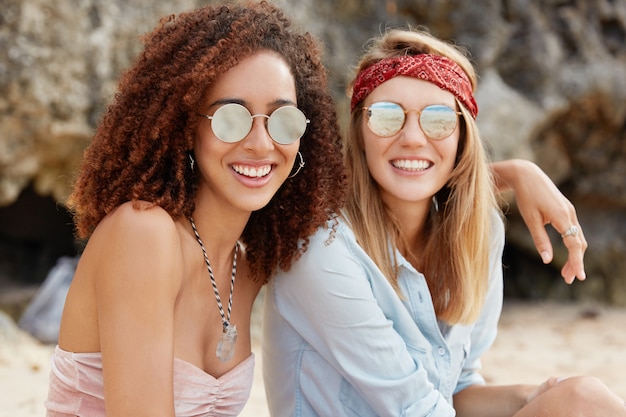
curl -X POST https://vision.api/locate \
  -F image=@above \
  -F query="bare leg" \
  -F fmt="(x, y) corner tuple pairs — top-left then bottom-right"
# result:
(513, 376), (626, 417)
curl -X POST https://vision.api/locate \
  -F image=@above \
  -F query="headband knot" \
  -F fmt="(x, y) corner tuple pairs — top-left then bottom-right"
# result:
(350, 54), (478, 119)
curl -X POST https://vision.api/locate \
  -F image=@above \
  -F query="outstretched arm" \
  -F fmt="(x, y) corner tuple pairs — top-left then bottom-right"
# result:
(490, 159), (587, 284)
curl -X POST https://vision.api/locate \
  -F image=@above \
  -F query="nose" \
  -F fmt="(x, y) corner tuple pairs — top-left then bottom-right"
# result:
(243, 114), (274, 154)
(397, 112), (428, 147)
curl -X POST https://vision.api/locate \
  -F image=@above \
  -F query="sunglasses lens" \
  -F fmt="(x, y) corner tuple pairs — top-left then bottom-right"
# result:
(210, 103), (253, 143)
(366, 102), (405, 137)
(268, 106), (309, 144)
(420, 105), (458, 140)
(209, 104), (307, 144)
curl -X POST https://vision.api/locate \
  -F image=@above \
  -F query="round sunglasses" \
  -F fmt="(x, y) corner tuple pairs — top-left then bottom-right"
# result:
(362, 101), (462, 140)
(199, 103), (310, 145)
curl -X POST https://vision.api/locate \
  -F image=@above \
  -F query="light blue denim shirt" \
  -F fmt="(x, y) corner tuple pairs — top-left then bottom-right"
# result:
(263, 211), (505, 417)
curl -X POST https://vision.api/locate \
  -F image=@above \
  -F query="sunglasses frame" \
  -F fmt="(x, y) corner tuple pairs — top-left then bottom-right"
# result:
(362, 101), (462, 140)
(199, 103), (310, 145)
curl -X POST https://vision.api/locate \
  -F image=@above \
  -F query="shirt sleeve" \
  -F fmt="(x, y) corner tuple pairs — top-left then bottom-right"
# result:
(454, 210), (506, 394)
(271, 225), (456, 417)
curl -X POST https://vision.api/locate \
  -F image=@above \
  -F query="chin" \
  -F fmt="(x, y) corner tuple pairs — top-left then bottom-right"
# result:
(239, 195), (277, 213)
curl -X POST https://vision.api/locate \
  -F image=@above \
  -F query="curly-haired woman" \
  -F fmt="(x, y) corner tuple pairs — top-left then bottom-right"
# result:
(45, 2), (345, 416)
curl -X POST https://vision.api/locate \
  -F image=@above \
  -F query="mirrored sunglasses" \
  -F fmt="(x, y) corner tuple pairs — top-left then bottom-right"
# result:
(200, 103), (309, 145)
(363, 101), (462, 140)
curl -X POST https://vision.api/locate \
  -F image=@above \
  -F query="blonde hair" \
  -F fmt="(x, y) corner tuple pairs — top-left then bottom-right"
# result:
(344, 28), (499, 324)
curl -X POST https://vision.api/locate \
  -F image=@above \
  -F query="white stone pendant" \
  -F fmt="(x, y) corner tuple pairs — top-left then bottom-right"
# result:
(216, 324), (237, 362)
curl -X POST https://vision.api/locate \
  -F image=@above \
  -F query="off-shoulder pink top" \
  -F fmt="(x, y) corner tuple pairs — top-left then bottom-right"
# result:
(45, 346), (254, 417)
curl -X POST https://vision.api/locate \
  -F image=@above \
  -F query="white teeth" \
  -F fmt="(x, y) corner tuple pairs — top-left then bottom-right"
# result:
(392, 159), (430, 171)
(232, 164), (271, 178)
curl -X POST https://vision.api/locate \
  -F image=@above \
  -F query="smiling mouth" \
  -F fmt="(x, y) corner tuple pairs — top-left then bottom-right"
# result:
(391, 159), (432, 171)
(231, 164), (272, 178)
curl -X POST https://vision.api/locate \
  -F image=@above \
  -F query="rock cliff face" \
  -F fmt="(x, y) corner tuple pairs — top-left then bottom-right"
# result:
(1, 0), (625, 303)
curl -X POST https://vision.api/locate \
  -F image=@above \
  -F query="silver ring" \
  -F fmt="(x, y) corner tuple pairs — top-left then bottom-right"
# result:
(561, 225), (579, 239)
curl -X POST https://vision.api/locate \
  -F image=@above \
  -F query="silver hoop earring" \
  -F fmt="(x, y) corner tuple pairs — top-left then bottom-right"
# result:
(188, 153), (195, 172)
(288, 152), (305, 179)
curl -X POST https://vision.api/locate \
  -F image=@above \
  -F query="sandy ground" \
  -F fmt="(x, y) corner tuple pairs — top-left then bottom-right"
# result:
(1, 300), (625, 416)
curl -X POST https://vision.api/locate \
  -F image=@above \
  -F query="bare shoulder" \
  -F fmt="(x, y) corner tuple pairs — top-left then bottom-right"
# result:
(97, 201), (178, 239)
(84, 201), (184, 291)
(60, 202), (185, 350)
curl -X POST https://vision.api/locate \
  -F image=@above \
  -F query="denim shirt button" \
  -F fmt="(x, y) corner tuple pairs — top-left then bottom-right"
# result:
(437, 347), (446, 356)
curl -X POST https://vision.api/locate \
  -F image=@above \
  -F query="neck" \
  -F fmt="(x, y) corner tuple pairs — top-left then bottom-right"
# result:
(188, 216), (243, 263)
(383, 197), (432, 269)
(385, 200), (430, 245)
(189, 200), (250, 263)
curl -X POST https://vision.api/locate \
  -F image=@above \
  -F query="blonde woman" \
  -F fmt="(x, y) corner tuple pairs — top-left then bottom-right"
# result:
(263, 28), (624, 417)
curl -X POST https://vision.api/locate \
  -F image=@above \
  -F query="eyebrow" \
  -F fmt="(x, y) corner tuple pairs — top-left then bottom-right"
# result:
(208, 97), (297, 109)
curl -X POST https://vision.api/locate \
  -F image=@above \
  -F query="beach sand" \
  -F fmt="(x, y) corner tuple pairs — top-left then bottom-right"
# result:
(1, 300), (625, 416)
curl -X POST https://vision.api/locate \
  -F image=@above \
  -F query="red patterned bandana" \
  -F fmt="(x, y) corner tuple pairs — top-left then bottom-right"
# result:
(350, 54), (478, 119)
